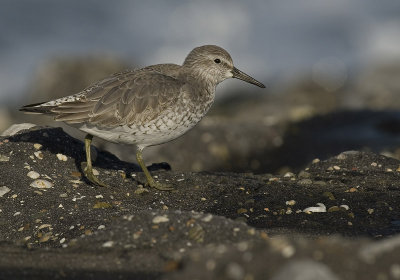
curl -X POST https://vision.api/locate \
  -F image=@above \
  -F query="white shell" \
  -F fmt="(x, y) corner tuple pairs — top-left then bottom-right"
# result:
(30, 179), (53, 189)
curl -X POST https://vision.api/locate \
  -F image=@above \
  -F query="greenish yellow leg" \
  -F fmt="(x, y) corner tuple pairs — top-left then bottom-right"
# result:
(136, 148), (174, 191)
(81, 134), (107, 187)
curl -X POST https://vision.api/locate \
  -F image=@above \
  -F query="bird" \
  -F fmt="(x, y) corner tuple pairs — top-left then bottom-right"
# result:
(20, 45), (265, 190)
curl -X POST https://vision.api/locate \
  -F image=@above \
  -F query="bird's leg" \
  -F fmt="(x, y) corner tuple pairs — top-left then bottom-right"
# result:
(81, 134), (107, 187)
(136, 148), (174, 191)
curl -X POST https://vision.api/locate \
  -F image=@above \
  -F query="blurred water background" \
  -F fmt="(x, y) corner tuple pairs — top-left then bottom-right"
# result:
(1, 0), (400, 173)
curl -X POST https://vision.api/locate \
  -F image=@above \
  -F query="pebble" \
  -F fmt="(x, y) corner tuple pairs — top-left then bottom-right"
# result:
(56, 153), (68, 161)
(27, 171), (40, 179)
(0, 154), (10, 162)
(60, 238), (66, 244)
(34, 151), (44, 160)
(0, 186), (10, 197)
(188, 224), (205, 243)
(298, 171), (311, 179)
(38, 224), (52, 230)
(286, 200), (296, 206)
(201, 214), (213, 222)
(102, 241), (114, 248)
(333, 165), (341, 170)
(98, 225), (106, 230)
(340, 205), (350, 210)
(152, 215), (169, 224)
(323, 191), (335, 200)
(312, 158), (320, 164)
(134, 186), (149, 195)
(284, 172), (295, 178)
(33, 143), (42, 150)
(367, 208), (374, 214)
(328, 206), (341, 212)
(30, 179), (53, 189)
(303, 203), (326, 213)
(13, 212), (21, 216)
(298, 179), (312, 185)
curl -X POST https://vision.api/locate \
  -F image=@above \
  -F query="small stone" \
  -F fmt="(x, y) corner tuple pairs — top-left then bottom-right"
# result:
(152, 215), (169, 224)
(286, 200), (296, 206)
(39, 233), (52, 243)
(38, 224), (52, 230)
(93, 202), (112, 209)
(312, 158), (320, 164)
(340, 205), (350, 210)
(282, 245), (296, 258)
(284, 172), (295, 178)
(367, 208), (374, 214)
(56, 153), (68, 161)
(336, 153), (347, 160)
(188, 224), (205, 243)
(59, 193), (68, 198)
(328, 206), (341, 212)
(323, 191), (335, 200)
(95, 194), (104, 199)
(298, 171), (311, 179)
(102, 241), (114, 248)
(298, 179), (312, 185)
(303, 203), (326, 213)
(60, 238), (66, 244)
(14, 212), (21, 216)
(371, 162), (378, 167)
(0, 186), (10, 197)
(333, 165), (340, 170)
(92, 169), (99, 176)
(27, 171), (40, 179)
(1, 123), (36, 136)
(134, 186), (149, 195)
(33, 143), (42, 150)
(0, 154), (10, 162)
(201, 214), (213, 222)
(98, 225), (106, 230)
(34, 151), (44, 160)
(30, 179), (53, 189)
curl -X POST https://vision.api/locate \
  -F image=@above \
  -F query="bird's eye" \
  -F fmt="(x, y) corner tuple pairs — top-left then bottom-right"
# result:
(214, 58), (221, 64)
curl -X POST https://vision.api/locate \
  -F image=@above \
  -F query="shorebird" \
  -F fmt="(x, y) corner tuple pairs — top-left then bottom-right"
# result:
(20, 45), (265, 190)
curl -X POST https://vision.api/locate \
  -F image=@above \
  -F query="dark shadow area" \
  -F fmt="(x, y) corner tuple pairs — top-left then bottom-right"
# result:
(7, 127), (170, 185)
(258, 110), (400, 173)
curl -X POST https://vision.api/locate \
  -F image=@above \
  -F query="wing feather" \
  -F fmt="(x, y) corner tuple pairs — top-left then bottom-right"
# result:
(47, 67), (184, 127)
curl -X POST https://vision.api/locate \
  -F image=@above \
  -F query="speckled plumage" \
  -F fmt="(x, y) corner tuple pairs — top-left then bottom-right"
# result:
(21, 45), (265, 189)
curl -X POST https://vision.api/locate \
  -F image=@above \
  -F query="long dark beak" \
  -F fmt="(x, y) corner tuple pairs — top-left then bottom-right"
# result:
(232, 67), (265, 88)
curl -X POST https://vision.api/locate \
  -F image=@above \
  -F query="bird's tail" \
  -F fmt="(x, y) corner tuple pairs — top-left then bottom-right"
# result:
(19, 102), (55, 114)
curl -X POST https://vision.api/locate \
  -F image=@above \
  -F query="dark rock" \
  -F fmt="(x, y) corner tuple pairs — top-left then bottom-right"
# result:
(0, 125), (400, 279)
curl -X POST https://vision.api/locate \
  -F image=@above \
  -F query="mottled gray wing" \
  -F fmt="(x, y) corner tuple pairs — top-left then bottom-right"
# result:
(52, 69), (184, 127)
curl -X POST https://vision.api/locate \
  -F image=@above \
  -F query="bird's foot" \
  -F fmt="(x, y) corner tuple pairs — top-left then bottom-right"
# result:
(81, 162), (108, 187)
(147, 179), (174, 191)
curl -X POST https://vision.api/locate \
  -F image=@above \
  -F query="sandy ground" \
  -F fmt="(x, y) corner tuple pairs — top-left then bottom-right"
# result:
(0, 125), (399, 279)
